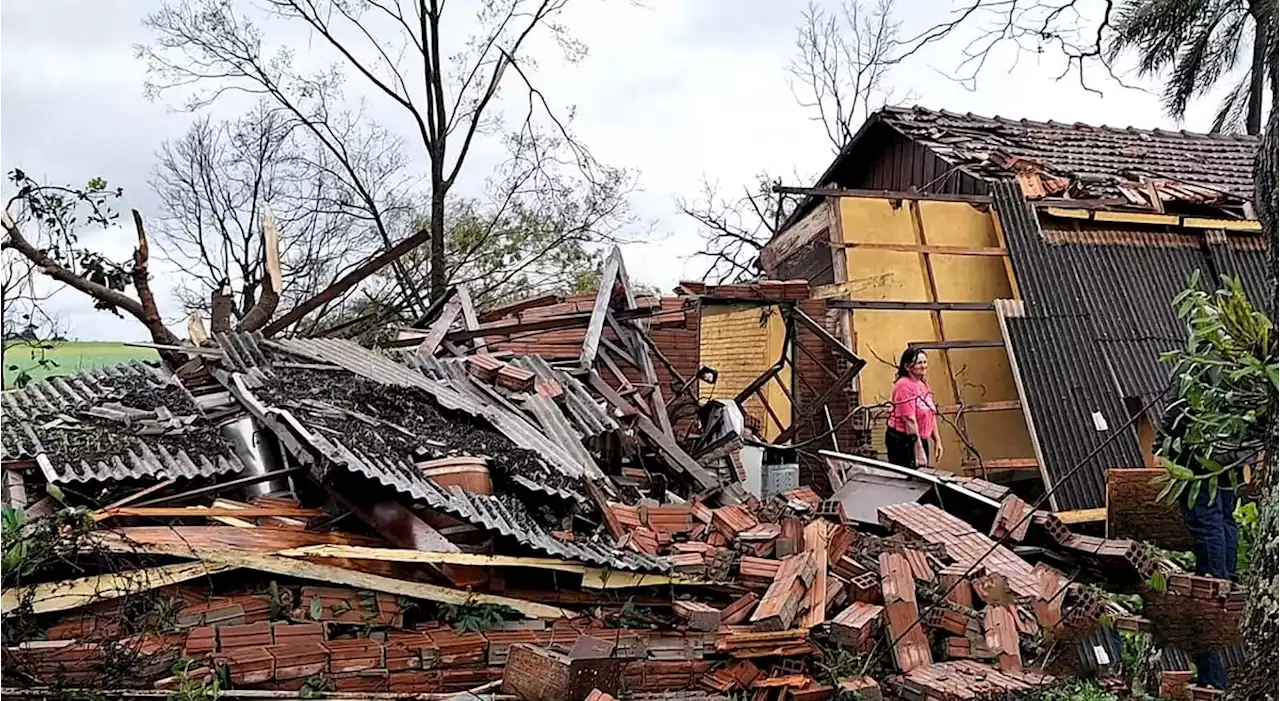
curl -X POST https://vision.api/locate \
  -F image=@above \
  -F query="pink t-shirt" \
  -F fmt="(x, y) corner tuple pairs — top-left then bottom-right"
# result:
(888, 377), (937, 438)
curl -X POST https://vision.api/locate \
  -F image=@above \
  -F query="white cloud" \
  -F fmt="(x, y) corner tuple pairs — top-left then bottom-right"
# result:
(1, 0), (1233, 340)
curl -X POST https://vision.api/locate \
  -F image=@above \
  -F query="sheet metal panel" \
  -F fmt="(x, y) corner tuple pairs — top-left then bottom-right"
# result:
(1003, 314), (1144, 510)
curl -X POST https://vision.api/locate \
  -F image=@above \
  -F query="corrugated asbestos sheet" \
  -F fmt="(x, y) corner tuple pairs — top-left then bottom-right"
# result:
(222, 332), (596, 481)
(268, 406), (666, 572)
(0, 362), (246, 483)
(994, 180), (1272, 509)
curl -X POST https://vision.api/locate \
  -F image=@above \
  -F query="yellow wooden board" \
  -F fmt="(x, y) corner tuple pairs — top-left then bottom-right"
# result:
(699, 304), (791, 439)
(836, 196), (1035, 475)
(2, 561), (233, 615)
(1182, 217), (1262, 231)
(1094, 211), (1180, 226)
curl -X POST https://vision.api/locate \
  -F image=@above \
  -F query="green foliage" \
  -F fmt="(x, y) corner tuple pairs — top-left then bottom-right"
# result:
(1105, 0), (1271, 132)
(1154, 272), (1277, 508)
(440, 600), (518, 633)
(308, 595), (323, 621)
(2, 506), (95, 587)
(166, 660), (221, 701)
(1235, 499), (1260, 573)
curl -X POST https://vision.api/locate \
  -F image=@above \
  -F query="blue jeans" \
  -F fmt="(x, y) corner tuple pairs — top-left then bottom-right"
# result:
(1180, 486), (1239, 688)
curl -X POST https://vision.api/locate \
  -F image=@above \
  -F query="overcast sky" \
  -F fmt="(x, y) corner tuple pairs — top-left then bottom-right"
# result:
(1, 0), (1228, 341)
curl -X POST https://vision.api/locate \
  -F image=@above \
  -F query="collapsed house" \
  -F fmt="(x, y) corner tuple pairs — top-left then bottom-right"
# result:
(761, 105), (1272, 525)
(0, 107), (1263, 701)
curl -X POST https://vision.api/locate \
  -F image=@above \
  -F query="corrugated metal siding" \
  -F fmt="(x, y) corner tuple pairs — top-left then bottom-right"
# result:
(1004, 314), (1144, 510)
(286, 426), (666, 572)
(994, 181), (1147, 510)
(246, 333), (598, 481)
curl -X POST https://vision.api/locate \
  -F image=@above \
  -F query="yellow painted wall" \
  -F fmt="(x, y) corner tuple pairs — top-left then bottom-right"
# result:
(837, 198), (1033, 473)
(699, 304), (792, 440)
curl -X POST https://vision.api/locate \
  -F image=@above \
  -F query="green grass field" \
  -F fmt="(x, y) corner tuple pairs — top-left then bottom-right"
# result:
(2, 341), (158, 389)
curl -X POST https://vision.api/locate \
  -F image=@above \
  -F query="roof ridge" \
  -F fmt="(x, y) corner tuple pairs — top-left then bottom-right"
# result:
(884, 104), (1260, 142)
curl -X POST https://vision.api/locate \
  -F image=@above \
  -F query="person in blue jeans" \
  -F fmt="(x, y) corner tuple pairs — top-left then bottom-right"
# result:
(1157, 400), (1238, 688)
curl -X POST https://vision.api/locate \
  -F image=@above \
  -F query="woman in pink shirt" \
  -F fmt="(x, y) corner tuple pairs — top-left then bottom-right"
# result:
(885, 347), (942, 468)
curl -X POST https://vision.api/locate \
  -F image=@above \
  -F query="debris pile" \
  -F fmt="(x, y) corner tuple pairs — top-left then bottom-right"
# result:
(0, 249), (1247, 700)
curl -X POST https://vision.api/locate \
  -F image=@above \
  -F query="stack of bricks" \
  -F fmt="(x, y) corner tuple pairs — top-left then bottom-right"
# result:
(890, 660), (1054, 701)
(1107, 468), (1194, 551)
(1143, 572), (1246, 653)
(880, 552), (932, 673)
(678, 280), (812, 302)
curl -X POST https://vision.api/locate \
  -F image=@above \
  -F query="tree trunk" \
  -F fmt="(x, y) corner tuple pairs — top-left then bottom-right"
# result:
(1246, 8), (1268, 135)
(1233, 4), (1280, 695)
(429, 190), (447, 302)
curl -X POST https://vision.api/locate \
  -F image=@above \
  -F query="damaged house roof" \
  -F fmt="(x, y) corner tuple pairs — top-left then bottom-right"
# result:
(772, 105), (1270, 512)
(815, 105), (1259, 201)
(991, 181), (1272, 511)
(0, 362), (246, 484)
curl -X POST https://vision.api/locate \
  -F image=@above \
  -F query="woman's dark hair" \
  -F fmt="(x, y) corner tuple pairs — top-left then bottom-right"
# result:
(896, 347), (924, 379)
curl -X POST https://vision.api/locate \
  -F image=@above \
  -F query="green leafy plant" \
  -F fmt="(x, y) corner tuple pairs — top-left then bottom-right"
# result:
(167, 660), (220, 701)
(1153, 272), (1277, 508)
(1235, 500), (1260, 574)
(440, 600), (518, 633)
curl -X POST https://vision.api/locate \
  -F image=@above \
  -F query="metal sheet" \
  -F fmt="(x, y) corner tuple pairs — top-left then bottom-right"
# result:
(831, 472), (931, 526)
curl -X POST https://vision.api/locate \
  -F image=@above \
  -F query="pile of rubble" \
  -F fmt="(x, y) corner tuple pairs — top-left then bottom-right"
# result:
(0, 251), (1247, 700)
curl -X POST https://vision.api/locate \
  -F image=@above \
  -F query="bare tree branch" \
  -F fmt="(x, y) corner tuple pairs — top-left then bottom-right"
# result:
(141, 0), (607, 304)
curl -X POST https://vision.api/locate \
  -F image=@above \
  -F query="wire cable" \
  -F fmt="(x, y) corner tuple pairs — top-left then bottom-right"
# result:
(856, 388), (1168, 677)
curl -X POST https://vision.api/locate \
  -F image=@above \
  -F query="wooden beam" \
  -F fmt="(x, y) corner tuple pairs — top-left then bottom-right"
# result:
(773, 185), (991, 204)
(1054, 507), (1108, 524)
(791, 307), (865, 370)
(1043, 207), (1091, 220)
(414, 294), (462, 359)
(96, 479), (177, 513)
(263, 227), (431, 337)
(454, 285), (487, 353)
(962, 458), (1040, 471)
(92, 506), (327, 522)
(91, 539), (573, 620)
(936, 400), (1022, 414)
(1, 561), (233, 615)
(1182, 217), (1262, 232)
(825, 299), (996, 311)
(832, 242), (1008, 256)
(1093, 211), (1180, 226)
(579, 251), (622, 371)
(910, 339), (1004, 350)
(586, 371), (718, 490)
(277, 544), (711, 588)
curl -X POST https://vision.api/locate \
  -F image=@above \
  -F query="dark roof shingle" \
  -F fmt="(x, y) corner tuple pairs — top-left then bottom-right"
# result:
(876, 105), (1259, 199)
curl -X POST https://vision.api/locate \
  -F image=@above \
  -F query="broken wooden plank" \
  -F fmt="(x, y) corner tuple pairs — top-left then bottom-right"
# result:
(91, 506), (327, 522)
(586, 371), (718, 490)
(415, 295), (463, 359)
(143, 546), (572, 620)
(1, 561), (233, 615)
(579, 252), (622, 371)
(454, 285), (487, 353)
